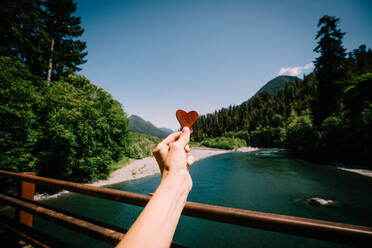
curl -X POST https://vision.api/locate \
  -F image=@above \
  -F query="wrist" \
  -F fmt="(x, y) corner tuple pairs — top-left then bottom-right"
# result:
(160, 170), (192, 195)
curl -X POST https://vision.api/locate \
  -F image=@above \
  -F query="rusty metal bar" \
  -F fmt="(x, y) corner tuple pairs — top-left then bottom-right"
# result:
(17, 172), (36, 227)
(1, 169), (372, 246)
(0, 193), (124, 245)
(0, 194), (187, 248)
(21, 197), (128, 234)
(182, 202), (372, 246)
(0, 169), (150, 207)
(0, 213), (74, 248)
(0, 220), (50, 248)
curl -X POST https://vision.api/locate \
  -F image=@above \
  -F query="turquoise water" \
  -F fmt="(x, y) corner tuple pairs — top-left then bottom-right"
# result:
(33, 149), (372, 247)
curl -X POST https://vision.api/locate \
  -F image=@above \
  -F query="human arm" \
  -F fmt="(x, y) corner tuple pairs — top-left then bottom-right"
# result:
(116, 127), (194, 248)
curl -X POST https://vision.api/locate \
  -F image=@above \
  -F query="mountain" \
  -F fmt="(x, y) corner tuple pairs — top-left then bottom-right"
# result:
(193, 73), (317, 142)
(159, 127), (174, 134)
(128, 115), (172, 139)
(256, 75), (302, 95)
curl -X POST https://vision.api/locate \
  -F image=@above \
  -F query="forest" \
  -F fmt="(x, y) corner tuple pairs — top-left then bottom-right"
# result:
(0, 0), (162, 194)
(193, 16), (372, 166)
(1, 0), (371, 196)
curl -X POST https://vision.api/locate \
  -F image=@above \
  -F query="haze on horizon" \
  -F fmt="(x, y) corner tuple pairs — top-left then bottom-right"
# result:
(75, 0), (372, 130)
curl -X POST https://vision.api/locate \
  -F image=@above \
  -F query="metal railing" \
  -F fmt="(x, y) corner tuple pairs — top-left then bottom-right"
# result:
(0, 169), (371, 247)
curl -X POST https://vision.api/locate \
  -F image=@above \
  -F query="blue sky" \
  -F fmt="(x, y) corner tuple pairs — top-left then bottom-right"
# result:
(75, 0), (372, 130)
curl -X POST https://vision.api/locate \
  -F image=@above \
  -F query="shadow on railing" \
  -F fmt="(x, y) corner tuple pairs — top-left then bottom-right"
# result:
(0, 169), (371, 247)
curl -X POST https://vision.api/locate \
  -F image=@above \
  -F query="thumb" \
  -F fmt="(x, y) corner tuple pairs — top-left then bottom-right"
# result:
(176, 127), (191, 147)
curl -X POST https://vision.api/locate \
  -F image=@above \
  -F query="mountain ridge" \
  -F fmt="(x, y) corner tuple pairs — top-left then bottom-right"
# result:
(128, 115), (173, 139)
(256, 75), (302, 96)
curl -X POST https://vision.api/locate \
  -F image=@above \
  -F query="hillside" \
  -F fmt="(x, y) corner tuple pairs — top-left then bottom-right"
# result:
(256, 75), (302, 95)
(193, 73), (318, 142)
(159, 127), (174, 134)
(128, 115), (172, 139)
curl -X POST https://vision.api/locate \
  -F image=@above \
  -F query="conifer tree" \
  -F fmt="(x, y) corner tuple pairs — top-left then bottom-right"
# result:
(42, 0), (87, 81)
(0, 0), (45, 75)
(0, 0), (87, 81)
(313, 15), (346, 125)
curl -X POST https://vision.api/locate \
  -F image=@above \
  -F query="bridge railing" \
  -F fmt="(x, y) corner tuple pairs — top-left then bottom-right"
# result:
(0, 169), (371, 247)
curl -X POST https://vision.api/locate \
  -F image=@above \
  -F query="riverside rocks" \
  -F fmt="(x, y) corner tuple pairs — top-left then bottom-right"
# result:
(306, 197), (336, 207)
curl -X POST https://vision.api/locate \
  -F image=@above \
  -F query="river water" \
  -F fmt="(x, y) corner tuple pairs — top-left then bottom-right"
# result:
(33, 149), (372, 247)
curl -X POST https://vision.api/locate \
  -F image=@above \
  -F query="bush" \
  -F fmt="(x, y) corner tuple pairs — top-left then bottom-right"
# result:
(359, 104), (372, 163)
(320, 115), (348, 158)
(201, 137), (246, 149)
(223, 130), (250, 143)
(0, 57), (129, 184)
(249, 125), (284, 147)
(126, 132), (161, 159)
(285, 113), (320, 157)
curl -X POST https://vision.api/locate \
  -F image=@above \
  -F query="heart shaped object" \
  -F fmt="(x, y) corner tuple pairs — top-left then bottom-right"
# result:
(176, 109), (199, 129)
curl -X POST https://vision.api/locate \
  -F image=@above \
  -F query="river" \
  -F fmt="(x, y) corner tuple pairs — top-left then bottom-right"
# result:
(33, 149), (372, 247)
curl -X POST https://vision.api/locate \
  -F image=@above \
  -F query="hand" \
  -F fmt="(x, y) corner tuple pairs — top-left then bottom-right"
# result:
(152, 127), (195, 190)
(118, 127), (195, 248)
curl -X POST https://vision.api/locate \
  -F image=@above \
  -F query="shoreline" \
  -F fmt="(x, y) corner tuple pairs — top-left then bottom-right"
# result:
(90, 146), (259, 187)
(337, 167), (372, 178)
(33, 147), (372, 201)
(35, 146), (259, 200)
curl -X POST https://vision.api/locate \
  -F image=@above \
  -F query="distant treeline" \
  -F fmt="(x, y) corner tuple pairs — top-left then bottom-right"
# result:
(193, 16), (372, 166)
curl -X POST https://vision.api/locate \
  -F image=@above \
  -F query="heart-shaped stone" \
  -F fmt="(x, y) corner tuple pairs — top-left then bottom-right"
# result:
(176, 109), (199, 129)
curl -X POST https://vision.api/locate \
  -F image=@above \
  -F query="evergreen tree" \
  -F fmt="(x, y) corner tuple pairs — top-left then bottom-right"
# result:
(350, 45), (372, 75)
(42, 0), (87, 81)
(0, 0), (87, 81)
(313, 15), (346, 125)
(0, 0), (45, 75)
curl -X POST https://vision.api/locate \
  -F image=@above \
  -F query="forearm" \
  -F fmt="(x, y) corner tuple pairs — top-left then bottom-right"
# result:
(117, 171), (191, 248)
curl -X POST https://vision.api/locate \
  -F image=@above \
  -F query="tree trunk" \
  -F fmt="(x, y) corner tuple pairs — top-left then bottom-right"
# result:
(47, 38), (55, 82)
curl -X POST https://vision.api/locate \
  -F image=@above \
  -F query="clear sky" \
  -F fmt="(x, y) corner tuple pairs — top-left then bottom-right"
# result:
(75, 0), (372, 130)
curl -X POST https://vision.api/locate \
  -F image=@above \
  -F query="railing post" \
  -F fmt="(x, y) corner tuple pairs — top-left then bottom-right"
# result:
(16, 172), (35, 227)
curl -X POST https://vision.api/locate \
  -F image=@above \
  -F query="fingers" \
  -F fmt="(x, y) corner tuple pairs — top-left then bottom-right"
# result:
(186, 155), (194, 167)
(152, 143), (167, 154)
(185, 144), (190, 153)
(175, 127), (190, 147)
(160, 131), (182, 146)
(153, 131), (182, 153)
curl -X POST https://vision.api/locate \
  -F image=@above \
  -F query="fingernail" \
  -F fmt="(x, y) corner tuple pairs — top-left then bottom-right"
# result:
(183, 127), (190, 133)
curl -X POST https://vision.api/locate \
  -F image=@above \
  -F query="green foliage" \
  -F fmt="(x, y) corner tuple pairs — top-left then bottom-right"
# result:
(193, 73), (317, 142)
(129, 115), (172, 139)
(256, 76), (301, 95)
(109, 156), (130, 173)
(347, 45), (372, 76)
(201, 137), (246, 150)
(342, 73), (372, 121)
(285, 112), (320, 157)
(0, 0), (87, 80)
(36, 75), (129, 182)
(125, 132), (161, 159)
(189, 141), (203, 147)
(223, 130), (250, 143)
(0, 57), (41, 174)
(319, 115), (348, 159)
(193, 15), (372, 166)
(313, 15), (347, 125)
(360, 104), (372, 161)
(250, 126), (285, 148)
(0, 57), (129, 185)
(42, 0), (87, 80)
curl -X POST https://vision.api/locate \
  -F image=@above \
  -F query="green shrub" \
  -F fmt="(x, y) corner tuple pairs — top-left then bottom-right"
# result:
(285, 113), (320, 156)
(201, 137), (246, 150)
(249, 125), (286, 147)
(126, 132), (161, 159)
(0, 57), (129, 184)
(109, 156), (130, 173)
